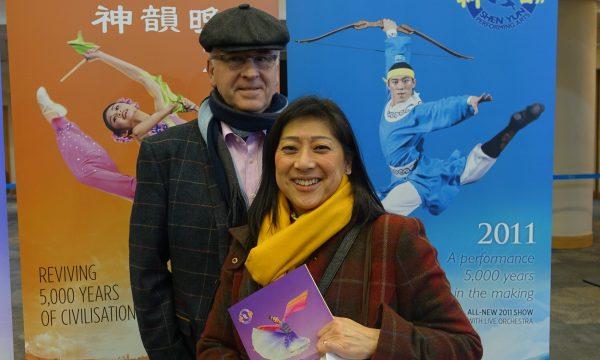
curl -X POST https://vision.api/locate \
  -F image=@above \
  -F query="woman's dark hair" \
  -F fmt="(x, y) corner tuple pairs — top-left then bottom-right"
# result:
(248, 96), (385, 240)
(102, 102), (122, 136)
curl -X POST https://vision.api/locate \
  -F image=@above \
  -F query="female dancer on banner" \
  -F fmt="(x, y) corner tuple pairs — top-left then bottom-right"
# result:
(378, 19), (544, 216)
(36, 48), (197, 201)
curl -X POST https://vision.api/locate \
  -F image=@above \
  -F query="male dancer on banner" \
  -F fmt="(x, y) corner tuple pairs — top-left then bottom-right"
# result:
(378, 19), (544, 216)
(129, 5), (289, 359)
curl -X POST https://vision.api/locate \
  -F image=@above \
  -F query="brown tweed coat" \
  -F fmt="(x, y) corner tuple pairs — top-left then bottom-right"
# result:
(197, 214), (482, 359)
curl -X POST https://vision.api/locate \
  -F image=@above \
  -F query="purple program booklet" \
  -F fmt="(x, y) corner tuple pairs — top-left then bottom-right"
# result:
(228, 265), (335, 360)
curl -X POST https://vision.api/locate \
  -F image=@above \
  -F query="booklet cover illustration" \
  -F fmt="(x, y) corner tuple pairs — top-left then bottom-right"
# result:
(228, 265), (334, 360)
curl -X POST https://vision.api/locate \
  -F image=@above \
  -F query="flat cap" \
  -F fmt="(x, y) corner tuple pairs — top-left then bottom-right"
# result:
(199, 4), (289, 52)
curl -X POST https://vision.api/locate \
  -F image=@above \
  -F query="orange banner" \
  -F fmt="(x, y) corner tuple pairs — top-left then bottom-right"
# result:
(7, 1), (277, 358)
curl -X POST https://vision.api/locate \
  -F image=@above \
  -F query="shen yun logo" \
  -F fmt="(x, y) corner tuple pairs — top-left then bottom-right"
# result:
(457, 0), (545, 30)
(238, 308), (254, 325)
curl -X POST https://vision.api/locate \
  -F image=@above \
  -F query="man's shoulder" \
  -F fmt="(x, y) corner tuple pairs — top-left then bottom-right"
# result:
(138, 120), (207, 163)
(142, 120), (203, 146)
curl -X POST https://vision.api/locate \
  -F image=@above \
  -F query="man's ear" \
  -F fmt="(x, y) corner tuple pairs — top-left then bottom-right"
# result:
(207, 59), (216, 87)
(274, 59), (280, 87)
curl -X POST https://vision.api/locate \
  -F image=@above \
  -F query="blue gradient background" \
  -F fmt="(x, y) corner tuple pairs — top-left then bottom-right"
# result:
(287, 1), (556, 359)
(0, 65), (14, 358)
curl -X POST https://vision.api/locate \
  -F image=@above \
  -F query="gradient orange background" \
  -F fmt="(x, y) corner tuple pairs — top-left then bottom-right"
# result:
(7, 1), (278, 358)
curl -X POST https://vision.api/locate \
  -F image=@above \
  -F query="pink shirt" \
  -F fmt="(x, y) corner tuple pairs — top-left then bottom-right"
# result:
(221, 122), (264, 205)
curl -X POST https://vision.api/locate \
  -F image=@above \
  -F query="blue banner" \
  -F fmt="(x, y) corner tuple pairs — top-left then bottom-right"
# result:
(0, 64), (15, 359)
(288, 1), (555, 359)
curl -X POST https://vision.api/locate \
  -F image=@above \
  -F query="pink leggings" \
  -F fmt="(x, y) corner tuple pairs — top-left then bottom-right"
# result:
(52, 117), (136, 201)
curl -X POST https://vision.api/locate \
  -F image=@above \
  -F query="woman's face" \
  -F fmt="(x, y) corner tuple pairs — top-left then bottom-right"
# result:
(105, 102), (137, 130)
(275, 117), (351, 215)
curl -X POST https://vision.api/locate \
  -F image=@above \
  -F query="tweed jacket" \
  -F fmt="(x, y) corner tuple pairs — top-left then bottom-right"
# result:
(197, 214), (482, 359)
(130, 112), (244, 360)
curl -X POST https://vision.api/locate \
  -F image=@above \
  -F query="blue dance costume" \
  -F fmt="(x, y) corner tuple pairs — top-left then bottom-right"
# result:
(379, 35), (482, 215)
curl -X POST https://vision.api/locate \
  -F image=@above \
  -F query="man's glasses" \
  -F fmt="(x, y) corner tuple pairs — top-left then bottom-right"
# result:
(210, 53), (279, 70)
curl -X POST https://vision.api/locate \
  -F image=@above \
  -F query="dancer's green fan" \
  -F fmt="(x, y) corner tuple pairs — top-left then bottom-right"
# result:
(66, 31), (99, 55)
(61, 31), (99, 82)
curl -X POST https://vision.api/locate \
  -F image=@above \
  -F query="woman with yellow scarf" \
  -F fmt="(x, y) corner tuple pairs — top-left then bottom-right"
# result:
(198, 97), (482, 359)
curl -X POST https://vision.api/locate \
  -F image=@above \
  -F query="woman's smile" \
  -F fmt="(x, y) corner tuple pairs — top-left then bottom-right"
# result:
(292, 177), (321, 189)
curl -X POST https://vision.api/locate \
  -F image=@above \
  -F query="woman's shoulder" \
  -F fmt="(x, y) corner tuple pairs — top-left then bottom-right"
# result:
(370, 213), (424, 236)
(369, 214), (437, 268)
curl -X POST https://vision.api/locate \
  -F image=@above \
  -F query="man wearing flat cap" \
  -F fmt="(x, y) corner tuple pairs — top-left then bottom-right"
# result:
(129, 4), (289, 359)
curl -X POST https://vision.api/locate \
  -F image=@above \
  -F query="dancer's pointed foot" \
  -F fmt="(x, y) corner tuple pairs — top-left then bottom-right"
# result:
(36, 87), (67, 122)
(509, 103), (544, 131)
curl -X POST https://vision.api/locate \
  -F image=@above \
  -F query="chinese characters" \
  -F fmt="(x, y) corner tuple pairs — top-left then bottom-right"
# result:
(141, 6), (180, 32)
(91, 5), (132, 34)
(92, 5), (218, 34)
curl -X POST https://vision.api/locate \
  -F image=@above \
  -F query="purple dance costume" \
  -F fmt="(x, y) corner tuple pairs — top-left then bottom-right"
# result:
(51, 114), (184, 200)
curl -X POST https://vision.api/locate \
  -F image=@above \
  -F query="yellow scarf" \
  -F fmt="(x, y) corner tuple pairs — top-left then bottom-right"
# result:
(245, 176), (354, 286)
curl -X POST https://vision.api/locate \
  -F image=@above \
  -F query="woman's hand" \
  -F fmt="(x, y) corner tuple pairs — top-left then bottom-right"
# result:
(166, 102), (179, 114)
(84, 48), (101, 62)
(316, 317), (380, 359)
(179, 97), (199, 112)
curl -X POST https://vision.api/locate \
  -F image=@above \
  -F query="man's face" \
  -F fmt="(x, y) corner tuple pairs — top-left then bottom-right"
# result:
(208, 49), (280, 113)
(387, 76), (416, 104)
